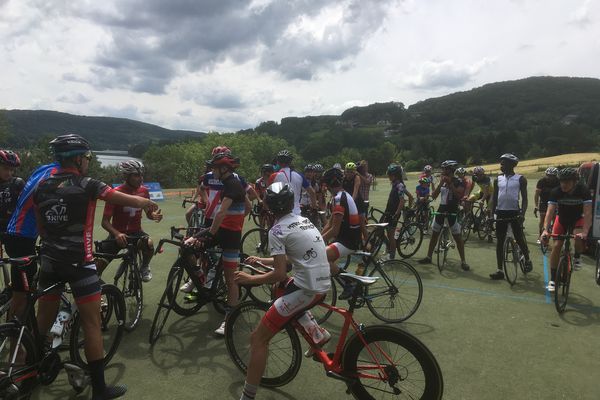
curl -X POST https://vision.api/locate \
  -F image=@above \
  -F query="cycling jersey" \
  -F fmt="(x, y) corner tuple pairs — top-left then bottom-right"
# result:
(269, 167), (310, 215)
(102, 184), (149, 234)
(536, 176), (559, 212)
(472, 175), (492, 195)
(0, 177), (25, 232)
(33, 168), (114, 264)
(7, 163), (59, 239)
(439, 177), (463, 211)
(203, 172), (248, 220)
(416, 185), (430, 198)
(385, 180), (407, 214)
(219, 174), (246, 232)
(255, 177), (268, 200)
(331, 191), (360, 250)
(496, 174), (522, 211)
(268, 213), (331, 292)
(548, 183), (592, 228)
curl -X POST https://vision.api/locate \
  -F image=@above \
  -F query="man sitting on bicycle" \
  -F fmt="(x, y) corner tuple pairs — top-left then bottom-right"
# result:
(467, 166), (492, 206)
(540, 168), (591, 291)
(99, 160), (163, 282)
(489, 153), (533, 280)
(418, 160), (470, 271)
(34, 134), (159, 400)
(534, 167), (559, 238)
(382, 164), (414, 261)
(234, 182), (331, 400)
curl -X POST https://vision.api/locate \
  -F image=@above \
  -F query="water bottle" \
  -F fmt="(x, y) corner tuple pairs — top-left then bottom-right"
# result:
(297, 311), (324, 344)
(205, 267), (216, 288)
(50, 308), (72, 337)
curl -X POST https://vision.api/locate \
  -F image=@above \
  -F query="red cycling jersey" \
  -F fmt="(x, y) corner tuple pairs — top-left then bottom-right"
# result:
(103, 184), (150, 234)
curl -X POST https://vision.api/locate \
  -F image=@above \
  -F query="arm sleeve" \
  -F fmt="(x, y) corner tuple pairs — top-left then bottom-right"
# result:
(82, 177), (112, 200)
(547, 188), (558, 205)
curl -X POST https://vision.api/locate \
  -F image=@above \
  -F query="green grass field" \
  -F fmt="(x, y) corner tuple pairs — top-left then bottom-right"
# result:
(33, 172), (600, 400)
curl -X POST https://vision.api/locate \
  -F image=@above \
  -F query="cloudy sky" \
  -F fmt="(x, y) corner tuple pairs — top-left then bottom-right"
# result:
(0, 0), (598, 132)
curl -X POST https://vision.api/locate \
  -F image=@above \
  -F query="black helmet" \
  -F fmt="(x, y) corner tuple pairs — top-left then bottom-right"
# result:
(557, 167), (578, 181)
(49, 134), (90, 159)
(322, 168), (344, 186)
(265, 182), (294, 214)
(440, 160), (458, 170)
(260, 163), (274, 173)
(500, 153), (519, 165)
(276, 149), (293, 163)
(387, 164), (403, 176)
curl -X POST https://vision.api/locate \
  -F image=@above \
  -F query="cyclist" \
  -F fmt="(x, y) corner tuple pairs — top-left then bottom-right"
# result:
(489, 153), (532, 280)
(312, 163), (328, 225)
(415, 176), (431, 232)
(456, 167), (473, 213)
(185, 151), (248, 336)
(467, 166), (493, 206)
(534, 167), (559, 237)
(541, 168), (592, 290)
(321, 168), (361, 299)
(382, 164), (414, 261)
(0, 150), (25, 236)
(343, 162), (367, 240)
(418, 160), (470, 271)
(300, 164), (316, 219)
(234, 182), (331, 400)
(269, 150), (317, 215)
(420, 164), (436, 192)
(98, 160), (163, 282)
(254, 163), (274, 228)
(33, 134), (159, 400)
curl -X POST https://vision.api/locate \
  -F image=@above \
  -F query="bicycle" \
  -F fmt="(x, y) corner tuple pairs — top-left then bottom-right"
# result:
(182, 197), (205, 235)
(432, 212), (457, 273)
(595, 240), (600, 286)
(0, 255), (125, 397)
(225, 268), (443, 399)
(497, 217), (528, 286)
(240, 226), (270, 259)
(366, 206), (385, 225)
(550, 233), (576, 313)
(410, 200), (434, 232)
(95, 235), (146, 332)
(365, 212), (423, 260)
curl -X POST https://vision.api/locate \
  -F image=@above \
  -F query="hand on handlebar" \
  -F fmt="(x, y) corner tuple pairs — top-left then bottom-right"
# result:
(233, 270), (253, 285)
(115, 232), (128, 248)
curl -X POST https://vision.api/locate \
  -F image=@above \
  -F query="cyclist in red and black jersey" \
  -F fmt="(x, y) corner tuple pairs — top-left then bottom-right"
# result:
(99, 160), (163, 282)
(0, 150), (25, 235)
(33, 134), (159, 400)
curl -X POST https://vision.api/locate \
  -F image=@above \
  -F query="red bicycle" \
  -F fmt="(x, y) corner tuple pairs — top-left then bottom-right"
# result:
(225, 266), (443, 399)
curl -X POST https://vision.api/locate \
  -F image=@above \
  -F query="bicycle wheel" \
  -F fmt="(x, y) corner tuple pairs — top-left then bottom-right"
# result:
(70, 284), (125, 367)
(343, 325), (443, 400)
(436, 229), (449, 273)
(461, 213), (473, 242)
(502, 238), (519, 286)
(149, 271), (175, 345)
(211, 267), (248, 314)
(115, 260), (143, 332)
(397, 222), (423, 259)
(225, 301), (302, 387)
(477, 215), (490, 241)
(0, 323), (39, 399)
(554, 254), (572, 313)
(168, 262), (206, 317)
(364, 228), (385, 258)
(241, 228), (270, 258)
(367, 260), (423, 323)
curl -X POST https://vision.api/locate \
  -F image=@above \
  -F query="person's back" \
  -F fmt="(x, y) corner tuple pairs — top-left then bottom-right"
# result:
(271, 166), (307, 215)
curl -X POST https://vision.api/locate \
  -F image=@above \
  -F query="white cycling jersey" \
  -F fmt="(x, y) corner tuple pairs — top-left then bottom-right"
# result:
(271, 168), (310, 215)
(269, 213), (331, 293)
(496, 174), (522, 211)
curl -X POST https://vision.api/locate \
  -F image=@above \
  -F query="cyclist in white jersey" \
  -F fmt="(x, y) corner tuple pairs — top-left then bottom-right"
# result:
(234, 182), (331, 400)
(489, 153), (532, 280)
(269, 150), (317, 215)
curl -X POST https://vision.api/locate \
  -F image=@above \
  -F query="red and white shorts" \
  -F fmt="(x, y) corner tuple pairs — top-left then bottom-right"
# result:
(327, 242), (355, 261)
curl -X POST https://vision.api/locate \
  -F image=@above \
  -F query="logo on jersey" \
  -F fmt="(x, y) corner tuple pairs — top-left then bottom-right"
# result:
(0, 188), (12, 204)
(44, 199), (68, 223)
(271, 224), (283, 237)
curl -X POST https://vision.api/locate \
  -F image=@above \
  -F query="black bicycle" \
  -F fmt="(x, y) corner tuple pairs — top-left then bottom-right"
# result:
(550, 233), (576, 313)
(496, 217), (528, 286)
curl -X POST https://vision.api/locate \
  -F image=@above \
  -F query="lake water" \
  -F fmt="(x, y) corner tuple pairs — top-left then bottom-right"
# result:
(96, 154), (141, 168)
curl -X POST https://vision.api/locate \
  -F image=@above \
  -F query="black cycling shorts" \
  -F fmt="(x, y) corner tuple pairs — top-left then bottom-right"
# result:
(215, 228), (241, 251)
(3, 235), (37, 293)
(39, 255), (101, 304)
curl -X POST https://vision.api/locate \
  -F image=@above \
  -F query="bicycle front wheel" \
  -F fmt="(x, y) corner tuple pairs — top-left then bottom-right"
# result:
(396, 222), (423, 259)
(0, 323), (39, 398)
(503, 238), (518, 286)
(70, 283), (125, 367)
(555, 254), (572, 313)
(241, 228), (270, 258)
(169, 261), (207, 317)
(225, 301), (302, 388)
(367, 260), (423, 323)
(149, 271), (176, 345)
(436, 229), (449, 273)
(343, 325), (443, 400)
(115, 260), (143, 332)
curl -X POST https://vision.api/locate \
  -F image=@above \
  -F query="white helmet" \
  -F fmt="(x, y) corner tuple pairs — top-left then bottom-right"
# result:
(118, 160), (145, 175)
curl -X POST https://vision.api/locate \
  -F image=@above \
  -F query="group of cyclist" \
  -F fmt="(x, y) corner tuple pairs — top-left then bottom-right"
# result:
(0, 133), (596, 399)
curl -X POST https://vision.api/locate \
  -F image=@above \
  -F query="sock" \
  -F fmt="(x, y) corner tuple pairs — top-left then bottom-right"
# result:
(89, 358), (106, 397)
(551, 269), (557, 282)
(240, 381), (258, 400)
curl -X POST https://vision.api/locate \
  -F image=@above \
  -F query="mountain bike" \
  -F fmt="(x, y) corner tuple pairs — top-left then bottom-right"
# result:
(498, 217), (528, 286)
(225, 269), (443, 400)
(432, 212), (457, 273)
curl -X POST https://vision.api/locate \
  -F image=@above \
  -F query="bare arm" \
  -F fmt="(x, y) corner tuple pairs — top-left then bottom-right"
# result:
(519, 176), (528, 216)
(321, 213), (342, 243)
(234, 254), (288, 286)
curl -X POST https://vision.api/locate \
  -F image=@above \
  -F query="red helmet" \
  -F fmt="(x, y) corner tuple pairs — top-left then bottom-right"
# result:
(211, 146), (231, 156)
(208, 152), (240, 170)
(0, 150), (21, 167)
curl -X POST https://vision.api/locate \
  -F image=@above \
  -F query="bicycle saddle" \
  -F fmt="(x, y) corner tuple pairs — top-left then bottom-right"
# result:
(339, 273), (379, 286)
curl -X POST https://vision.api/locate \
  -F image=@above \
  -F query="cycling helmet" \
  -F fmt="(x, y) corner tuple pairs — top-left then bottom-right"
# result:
(345, 162), (356, 171)
(322, 168), (344, 186)
(276, 149), (293, 163)
(265, 182), (294, 214)
(473, 166), (485, 175)
(455, 167), (467, 177)
(440, 160), (458, 170)
(211, 146), (231, 156)
(304, 164), (315, 172)
(118, 160), (145, 175)
(313, 163), (324, 172)
(387, 164), (403, 177)
(261, 163), (274, 173)
(423, 165), (433, 173)
(208, 152), (240, 170)
(557, 167), (578, 181)
(418, 177), (430, 184)
(332, 163), (342, 170)
(545, 167), (559, 176)
(49, 134), (90, 158)
(0, 150), (21, 167)
(499, 153), (519, 164)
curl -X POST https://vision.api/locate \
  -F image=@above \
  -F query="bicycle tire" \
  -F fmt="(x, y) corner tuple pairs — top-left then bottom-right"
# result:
(477, 215), (490, 241)
(168, 262), (206, 317)
(69, 283), (125, 368)
(149, 272), (175, 345)
(225, 301), (302, 387)
(342, 325), (443, 400)
(241, 228), (270, 258)
(396, 222), (423, 259)
(554, 254), (572, 313)
(503, 238), (518, 286)
(436, 229), (449, 273)
(367, 260), (423, 323)
(115, 259), (143, 332)
(461, 213), (473, 242)
(0, 323), (39, 399)
(596, 246), (600, 286)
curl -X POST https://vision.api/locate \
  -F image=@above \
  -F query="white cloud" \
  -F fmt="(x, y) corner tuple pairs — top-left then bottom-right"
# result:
(403, 59), (494, 90)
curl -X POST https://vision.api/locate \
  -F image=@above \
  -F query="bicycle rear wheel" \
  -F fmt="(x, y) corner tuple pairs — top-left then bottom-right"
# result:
(70, 283), (125, 367)
(367, 260), (423, 323)
(241, 228), (270, 258)
(343, 325), (443, 400)
(554, 254), (572, 313)
(0, 323), (39, 399)
(436, 229), (449, 273)
(225, 301), (302, 387)
(477, 215), (490, 241)
(115, 260), (143, 332)
(396, 222), (423, 259)
(503, 238), (519, 286)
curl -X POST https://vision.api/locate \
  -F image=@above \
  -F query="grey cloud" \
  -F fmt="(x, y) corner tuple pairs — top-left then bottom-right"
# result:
(59, 0), (399, 92)
(181, 86), (247, 110)
(56, 93), (90, 104)
(178, 109), (193, 117)
(405, 59), (493, 90)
